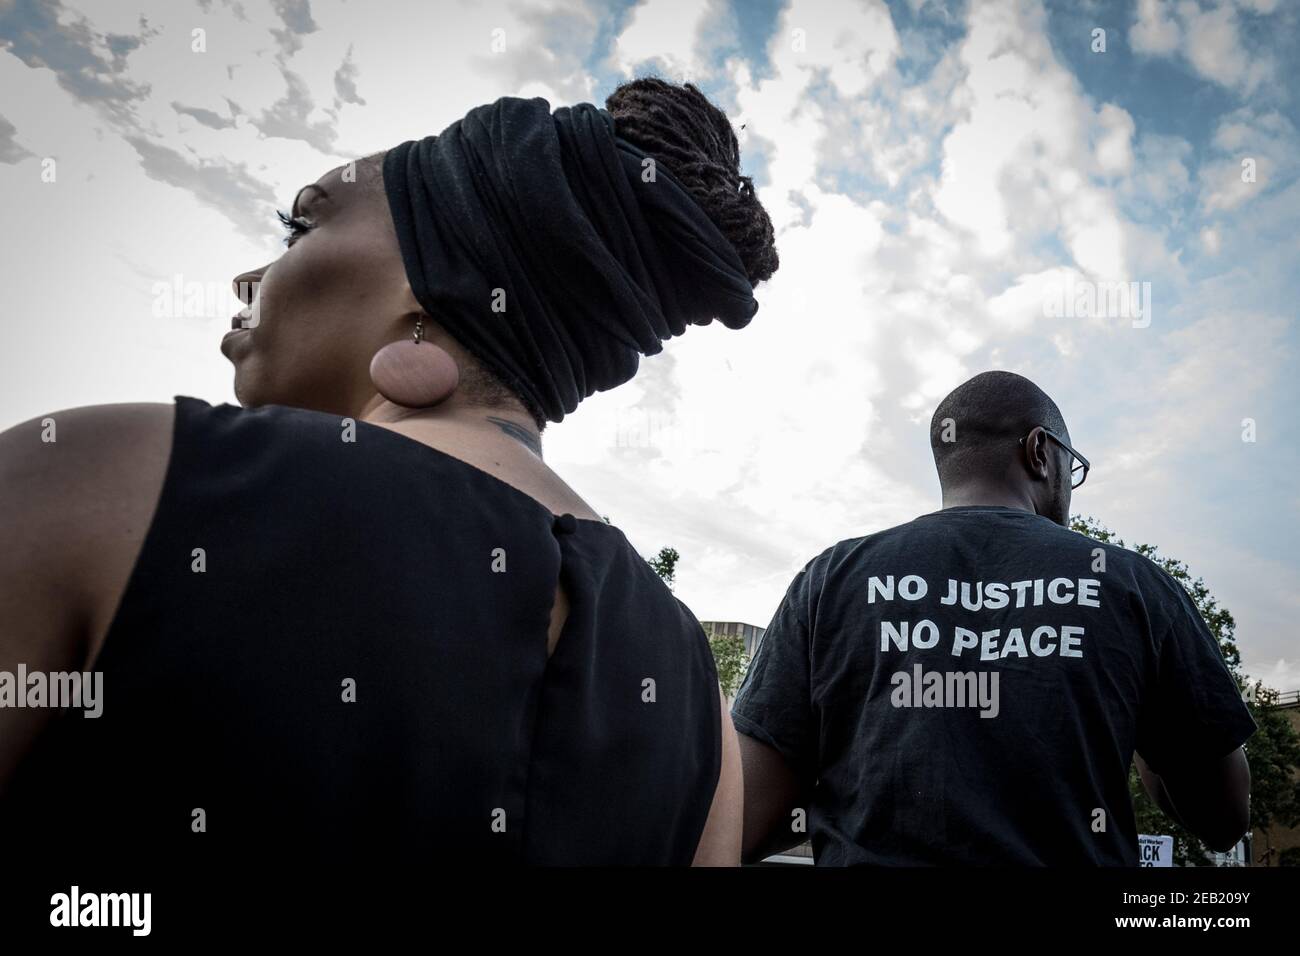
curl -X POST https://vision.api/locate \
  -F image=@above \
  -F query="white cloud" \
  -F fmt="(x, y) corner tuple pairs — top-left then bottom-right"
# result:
(988, 267), (1086, 332)
(1200, 108), (1298, 213)
(1100, 310), (1287, 481)
(613, 0), (719, 80)
(1124, 132), (1193, 206)
(1255, 660), (1300, 695)
(1130, 0), (1278, 95)
(1200, 225), (1221, 254)
(932, 0), (1132, 280)
(1130, 0), (1182, 56)
(1095, 103), (1135, 177)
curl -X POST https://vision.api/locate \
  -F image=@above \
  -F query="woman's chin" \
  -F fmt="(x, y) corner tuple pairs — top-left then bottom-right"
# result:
(231, 364), (265, 408)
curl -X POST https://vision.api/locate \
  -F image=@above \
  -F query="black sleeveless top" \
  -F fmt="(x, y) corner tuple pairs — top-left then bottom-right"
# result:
(2, 396), (720, 869)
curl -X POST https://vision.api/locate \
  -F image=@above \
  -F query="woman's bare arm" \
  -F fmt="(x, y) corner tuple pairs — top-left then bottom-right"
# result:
(0, 403), (172, 793)
(691, 686), (743, 866)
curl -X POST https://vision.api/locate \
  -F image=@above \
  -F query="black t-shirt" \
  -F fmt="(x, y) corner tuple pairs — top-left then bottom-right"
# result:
(731, 505), (1256, 866)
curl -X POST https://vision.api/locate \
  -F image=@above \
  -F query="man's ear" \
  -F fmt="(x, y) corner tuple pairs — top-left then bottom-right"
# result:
(1023, 426), (1051, 480)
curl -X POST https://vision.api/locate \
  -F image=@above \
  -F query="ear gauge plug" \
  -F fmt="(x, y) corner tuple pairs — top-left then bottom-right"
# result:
(369, 317), (460, 408)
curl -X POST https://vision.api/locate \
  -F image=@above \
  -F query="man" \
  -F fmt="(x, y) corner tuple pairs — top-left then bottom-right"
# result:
(733, 370), (1254, 865)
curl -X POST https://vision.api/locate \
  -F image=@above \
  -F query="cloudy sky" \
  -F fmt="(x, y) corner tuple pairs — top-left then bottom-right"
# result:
(1, 0), (1296, 691)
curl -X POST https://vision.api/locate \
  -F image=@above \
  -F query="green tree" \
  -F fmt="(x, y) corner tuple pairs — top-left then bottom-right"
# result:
(647, 547), (679, 590)
(706, 628), (750, 700)
(1071, 516), (1300, 866)
(1239, 682), (1300, 865)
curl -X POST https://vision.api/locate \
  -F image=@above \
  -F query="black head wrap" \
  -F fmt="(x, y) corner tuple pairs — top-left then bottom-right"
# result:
(382, 96), (759, 424)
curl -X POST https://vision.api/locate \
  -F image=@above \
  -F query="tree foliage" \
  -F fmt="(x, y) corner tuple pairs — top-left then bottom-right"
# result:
(647, 547), (679, 590)
(708, 630), (750, 700)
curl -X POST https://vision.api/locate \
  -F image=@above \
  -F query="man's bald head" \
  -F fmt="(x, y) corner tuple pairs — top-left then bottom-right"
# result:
(930, 371), (1069, 494)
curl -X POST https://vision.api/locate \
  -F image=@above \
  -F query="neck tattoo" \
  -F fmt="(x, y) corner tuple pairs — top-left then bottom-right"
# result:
(486, 416), (542, 456)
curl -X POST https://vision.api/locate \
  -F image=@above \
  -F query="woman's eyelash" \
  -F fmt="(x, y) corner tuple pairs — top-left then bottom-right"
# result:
(276, 209), (314, 245)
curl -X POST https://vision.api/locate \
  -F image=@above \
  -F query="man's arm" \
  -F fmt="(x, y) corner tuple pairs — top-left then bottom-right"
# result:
(738, 733), (812, 863)
(1131, 560), (1258, 856)
(1134, 747), (1250, 853)
(0, 403), (172, 794)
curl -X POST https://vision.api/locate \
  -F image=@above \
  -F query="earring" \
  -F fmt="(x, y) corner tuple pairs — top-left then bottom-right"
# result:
(369, 316), (460, 408)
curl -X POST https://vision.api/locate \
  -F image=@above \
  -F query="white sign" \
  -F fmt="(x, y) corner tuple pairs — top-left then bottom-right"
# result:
(1138, 834), (1174, 867)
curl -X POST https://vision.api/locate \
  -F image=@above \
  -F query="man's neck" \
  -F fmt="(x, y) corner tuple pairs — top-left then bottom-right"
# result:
(940, 483), (1038, 515)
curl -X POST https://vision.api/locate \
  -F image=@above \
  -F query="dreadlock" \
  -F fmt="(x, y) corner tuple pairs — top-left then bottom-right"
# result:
(606, 77), (779, 285)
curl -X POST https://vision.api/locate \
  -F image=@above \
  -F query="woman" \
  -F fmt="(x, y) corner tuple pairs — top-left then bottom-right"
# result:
(0, 78), (778, 868)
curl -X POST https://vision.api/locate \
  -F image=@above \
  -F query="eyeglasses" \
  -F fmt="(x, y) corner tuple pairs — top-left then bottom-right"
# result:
(1021, 427), (1090, 489)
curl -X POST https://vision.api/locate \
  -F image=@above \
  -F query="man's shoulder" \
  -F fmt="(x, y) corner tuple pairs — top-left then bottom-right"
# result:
(1058, 526), (1177, 582)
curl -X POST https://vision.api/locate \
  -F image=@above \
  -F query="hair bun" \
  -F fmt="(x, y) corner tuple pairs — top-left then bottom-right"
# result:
(606, 78), (779, 285)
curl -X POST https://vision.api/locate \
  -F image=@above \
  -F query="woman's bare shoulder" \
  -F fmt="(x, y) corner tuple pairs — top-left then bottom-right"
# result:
(0, 401), (175, 503)
(0, 402), (176, 667)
